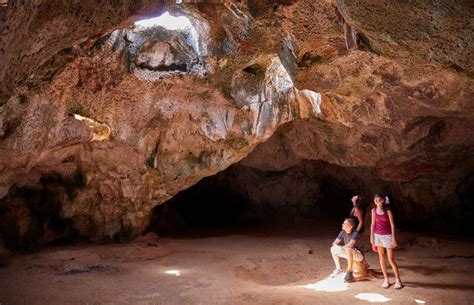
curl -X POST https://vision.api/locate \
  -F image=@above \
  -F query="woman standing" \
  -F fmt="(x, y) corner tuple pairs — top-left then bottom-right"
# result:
(370, 194), (403, 289)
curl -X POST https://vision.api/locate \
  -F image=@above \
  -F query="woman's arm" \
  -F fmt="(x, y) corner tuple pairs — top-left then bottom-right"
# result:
(387, 210), (397, 248)
(354, 207), (363, 232)
(370, 208), (375, 245)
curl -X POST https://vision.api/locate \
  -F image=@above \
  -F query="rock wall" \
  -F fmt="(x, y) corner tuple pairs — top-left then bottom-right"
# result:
(228, 119), (474, 233)
(0, 0), (473, 248)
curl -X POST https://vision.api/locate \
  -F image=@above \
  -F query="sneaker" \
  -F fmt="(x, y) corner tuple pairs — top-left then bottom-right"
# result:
(382, 279), (389, 288)
(330, 268), (343, 277)
(344, 271), (354, 282)
(394, 279), (403, 289)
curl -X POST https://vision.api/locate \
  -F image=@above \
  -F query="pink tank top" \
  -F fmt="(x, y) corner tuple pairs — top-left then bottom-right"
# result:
(373, 208), (392, 235)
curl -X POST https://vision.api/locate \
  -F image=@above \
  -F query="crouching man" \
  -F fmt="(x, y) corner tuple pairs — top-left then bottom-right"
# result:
(330, 218), (364, 282)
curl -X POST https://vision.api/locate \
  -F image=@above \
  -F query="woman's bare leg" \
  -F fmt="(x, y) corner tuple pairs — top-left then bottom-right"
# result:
(387, 248), (401, 280)
(377, 246), (388, 280)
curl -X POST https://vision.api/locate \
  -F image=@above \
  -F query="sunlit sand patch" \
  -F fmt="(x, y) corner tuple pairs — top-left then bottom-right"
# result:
(299, 274), (348, 292)
(355, 293), (392, 303)
(165, 270), (181, 276)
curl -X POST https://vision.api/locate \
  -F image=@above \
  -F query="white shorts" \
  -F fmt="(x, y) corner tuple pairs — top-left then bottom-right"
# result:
(331, 245), (364, 262)
(374, 233), (393, 249)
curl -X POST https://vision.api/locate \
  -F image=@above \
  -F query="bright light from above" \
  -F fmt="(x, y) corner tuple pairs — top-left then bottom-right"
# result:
(299, 274), (348, 292)
(134, 12), (192, 31)
(355, 293), (392, 303)
(415, 300), (426, 304)
(165, 270), (181, 276)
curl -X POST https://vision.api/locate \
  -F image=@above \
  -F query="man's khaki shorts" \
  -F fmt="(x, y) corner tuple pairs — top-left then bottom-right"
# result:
(331, 245), (364, 262)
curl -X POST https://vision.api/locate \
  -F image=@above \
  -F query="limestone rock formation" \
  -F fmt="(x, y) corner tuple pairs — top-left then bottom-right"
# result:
(0, 0), (473, 249)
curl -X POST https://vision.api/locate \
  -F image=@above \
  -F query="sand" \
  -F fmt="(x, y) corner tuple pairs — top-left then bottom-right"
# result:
(0, 224), (473, 305)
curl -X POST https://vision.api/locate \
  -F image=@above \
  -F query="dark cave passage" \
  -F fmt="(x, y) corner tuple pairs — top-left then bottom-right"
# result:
(0, 174), (83, 251)
(149, 177), (253, 234)
(149, 158), (474, 237)
(149, 160), (380, 236)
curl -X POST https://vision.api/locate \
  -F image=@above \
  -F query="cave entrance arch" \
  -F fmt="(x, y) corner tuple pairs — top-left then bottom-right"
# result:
(148, 159), (374, 236)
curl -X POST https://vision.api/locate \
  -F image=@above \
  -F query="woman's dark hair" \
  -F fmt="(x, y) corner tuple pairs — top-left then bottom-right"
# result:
(374, 194), (391, 210)
(354, 195), (363, 207)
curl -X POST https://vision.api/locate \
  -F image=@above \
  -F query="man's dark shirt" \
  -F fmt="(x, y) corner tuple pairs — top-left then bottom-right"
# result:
(336, 230), (361, 250)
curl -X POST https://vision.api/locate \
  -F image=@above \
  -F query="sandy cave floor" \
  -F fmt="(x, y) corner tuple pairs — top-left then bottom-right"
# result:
(0, 224), (473, 305)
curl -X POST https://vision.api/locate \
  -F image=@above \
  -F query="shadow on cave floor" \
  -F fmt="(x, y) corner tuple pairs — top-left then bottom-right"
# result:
(401, 282), (474, 291)
(149, 219), (342, 240)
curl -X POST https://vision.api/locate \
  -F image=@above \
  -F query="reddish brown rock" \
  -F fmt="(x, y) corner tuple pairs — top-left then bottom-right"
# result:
(0, 0), (473, 247)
